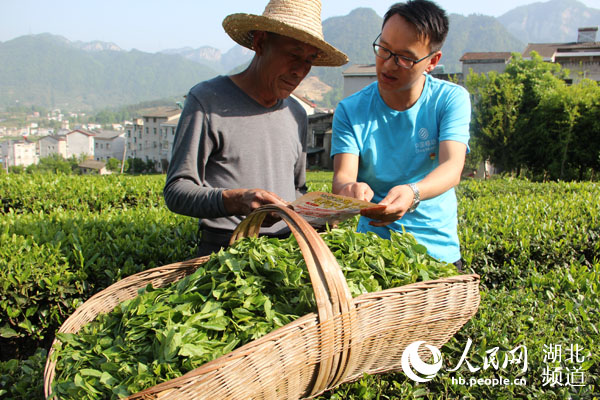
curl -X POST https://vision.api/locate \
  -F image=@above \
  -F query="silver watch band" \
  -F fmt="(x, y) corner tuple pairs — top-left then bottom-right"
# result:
(407, 183), (420, 213)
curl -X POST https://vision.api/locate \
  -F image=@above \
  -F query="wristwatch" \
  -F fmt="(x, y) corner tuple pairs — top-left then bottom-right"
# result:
(407, 183), (420, 213)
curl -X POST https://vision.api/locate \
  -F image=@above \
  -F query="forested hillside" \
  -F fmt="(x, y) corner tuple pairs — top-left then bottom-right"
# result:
(0, 34), (218, 110)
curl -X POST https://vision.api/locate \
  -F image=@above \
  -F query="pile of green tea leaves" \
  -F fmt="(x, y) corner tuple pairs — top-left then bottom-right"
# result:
(51, 229), (457, 399)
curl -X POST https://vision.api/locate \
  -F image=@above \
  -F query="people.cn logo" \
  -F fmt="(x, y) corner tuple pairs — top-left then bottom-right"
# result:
(401, 341), (443, 382)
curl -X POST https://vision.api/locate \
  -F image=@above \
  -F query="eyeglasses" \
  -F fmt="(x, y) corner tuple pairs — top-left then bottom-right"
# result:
(372, 33), (436, 69)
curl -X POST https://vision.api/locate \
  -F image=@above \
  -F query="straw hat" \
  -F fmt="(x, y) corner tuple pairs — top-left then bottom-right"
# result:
(222, 0), (348, 67)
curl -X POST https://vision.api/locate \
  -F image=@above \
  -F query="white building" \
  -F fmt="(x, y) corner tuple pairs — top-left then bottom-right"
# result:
(290, 93), (316, 115)
(38, 135), (68, 159)
(523, 27), (600, 83)
(460, 27), (600, 84)
(342, 64), (378, 99)
(0, 141), (7, 169)
(160, 117), (179, 165)
(65, 129), (95, 159)
(459, 52), (513, 78)
(1, 138), (38, 167)
(94, 131), (126, 162)
(125, 107), (181, 171)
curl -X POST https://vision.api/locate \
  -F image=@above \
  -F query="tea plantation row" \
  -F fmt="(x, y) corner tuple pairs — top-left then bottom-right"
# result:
(1, 173), (598, 399)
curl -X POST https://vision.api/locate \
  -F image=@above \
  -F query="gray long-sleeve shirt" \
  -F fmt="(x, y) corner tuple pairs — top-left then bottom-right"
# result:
(163, 75), (307, 235)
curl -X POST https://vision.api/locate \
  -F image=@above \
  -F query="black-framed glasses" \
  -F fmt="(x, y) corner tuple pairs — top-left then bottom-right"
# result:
(372, 33), (436, 69)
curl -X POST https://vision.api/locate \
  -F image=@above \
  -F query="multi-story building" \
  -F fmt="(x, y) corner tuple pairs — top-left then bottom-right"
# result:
(523, 27), (600, 83)
(65, 129), (95, 159)
(0, 138), (38, 168)
(94, 131), (126, 162)
(459, 27), (600, 83)
(38, 135), (68, 159)
(159, 116), (179, 168)
(125, 107), (181, 171)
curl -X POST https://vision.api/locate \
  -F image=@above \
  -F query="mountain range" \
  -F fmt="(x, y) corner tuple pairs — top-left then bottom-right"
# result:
(0, 0), (598, 111)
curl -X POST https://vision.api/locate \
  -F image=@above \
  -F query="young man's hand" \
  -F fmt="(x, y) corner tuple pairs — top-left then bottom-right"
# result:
(360, 184), (414, 226)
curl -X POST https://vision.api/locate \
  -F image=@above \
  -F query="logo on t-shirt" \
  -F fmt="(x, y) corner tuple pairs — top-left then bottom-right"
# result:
(416, 127), (436, 154)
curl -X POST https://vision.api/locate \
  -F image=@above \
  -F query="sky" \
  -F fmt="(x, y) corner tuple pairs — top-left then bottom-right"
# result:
(1, 0), (599, 54)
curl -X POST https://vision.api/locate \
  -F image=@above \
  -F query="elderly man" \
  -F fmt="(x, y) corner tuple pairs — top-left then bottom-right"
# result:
(331, 0), (471, 268)
(164, 0), (347, 256)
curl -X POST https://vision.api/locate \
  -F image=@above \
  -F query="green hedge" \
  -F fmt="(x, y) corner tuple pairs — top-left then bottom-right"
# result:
(0, 175), (198, 376)
(0, 174), (598, 399)
(458, 178), (599, 289)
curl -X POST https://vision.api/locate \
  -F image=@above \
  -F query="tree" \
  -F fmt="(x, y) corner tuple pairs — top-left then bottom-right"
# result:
(145, 159), (157, 174)
(534, 79), (600, 180)
(27, 154), (73, 174)
(465, 52), (600, 181)
(573, 81), (600, 179)
(467, 69), (523, 174)
(504, 52), (566, 177)
(128, 158), (146, 174)
(106, 157), (121, 172)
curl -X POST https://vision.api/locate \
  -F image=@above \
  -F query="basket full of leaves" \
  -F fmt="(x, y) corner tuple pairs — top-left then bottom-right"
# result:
(44, 204), (480, 399)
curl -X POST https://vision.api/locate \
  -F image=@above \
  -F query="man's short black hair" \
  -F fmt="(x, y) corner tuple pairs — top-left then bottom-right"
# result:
(383, 0), (449, 52)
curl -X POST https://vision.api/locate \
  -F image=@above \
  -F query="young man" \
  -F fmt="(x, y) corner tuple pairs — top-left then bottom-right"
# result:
(164, 0), (348, 256)
(331, 0), (471, 266)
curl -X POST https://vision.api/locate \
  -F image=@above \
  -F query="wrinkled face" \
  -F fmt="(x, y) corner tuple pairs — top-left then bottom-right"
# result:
(254, 32), (319, 100)
(375, 14), (439, 94)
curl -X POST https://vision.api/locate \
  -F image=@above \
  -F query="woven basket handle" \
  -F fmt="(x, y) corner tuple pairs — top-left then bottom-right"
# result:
(229, 204), (356, 394)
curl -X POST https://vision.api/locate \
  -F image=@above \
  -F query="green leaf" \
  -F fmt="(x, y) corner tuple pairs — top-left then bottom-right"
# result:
(0, 325), (19, 338)
(80, 368), (103, 378)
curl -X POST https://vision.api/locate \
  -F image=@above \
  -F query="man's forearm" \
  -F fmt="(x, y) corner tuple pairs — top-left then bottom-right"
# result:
(332, 177), (352, 194)
(415, 158), (464, 200)
(163, 178), (227, 219)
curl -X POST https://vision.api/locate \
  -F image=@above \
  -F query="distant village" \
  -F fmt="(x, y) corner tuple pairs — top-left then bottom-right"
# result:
(1, 27), (598, 175)
(0, 92), (334, 175)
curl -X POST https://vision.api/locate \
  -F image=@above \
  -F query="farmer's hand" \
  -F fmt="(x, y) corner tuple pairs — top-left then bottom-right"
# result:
(222, 188), (289, 226)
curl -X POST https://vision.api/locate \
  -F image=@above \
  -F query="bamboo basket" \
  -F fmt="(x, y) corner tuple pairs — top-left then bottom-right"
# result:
(44, 204), (480, 399)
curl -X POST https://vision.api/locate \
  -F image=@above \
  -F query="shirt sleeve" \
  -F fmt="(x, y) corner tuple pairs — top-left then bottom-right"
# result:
(331, 102), (360, 157)
(439, 85), (471, 149)
(163, 93), (228, 218)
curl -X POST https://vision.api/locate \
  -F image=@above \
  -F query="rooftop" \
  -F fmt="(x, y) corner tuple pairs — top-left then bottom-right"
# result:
(161, 116), (180, 127)
(67, 129), (95, 137)
(78, 160), (106, 170)
(523, 42), (600, 59)
(94, 130), (124, 140)
(343, 64), (376, 76)
(460, 52), (513, 62)
(138, 107), (181, 119)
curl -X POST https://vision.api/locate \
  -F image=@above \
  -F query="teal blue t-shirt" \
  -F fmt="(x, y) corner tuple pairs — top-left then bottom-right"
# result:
(331, 74), (471, 262)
